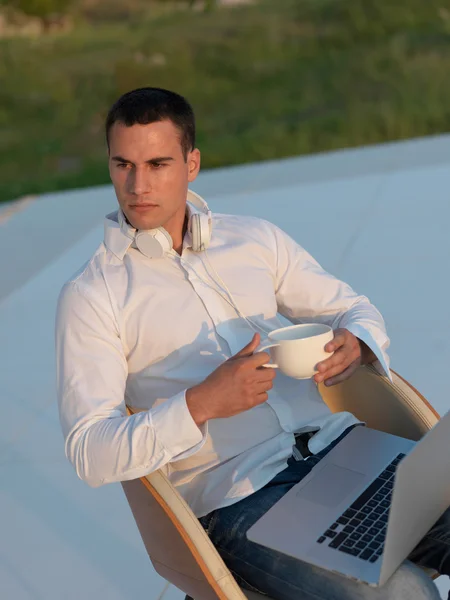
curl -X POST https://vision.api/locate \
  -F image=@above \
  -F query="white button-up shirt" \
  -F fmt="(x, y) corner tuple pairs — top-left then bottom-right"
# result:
(56, 195), (390, 518)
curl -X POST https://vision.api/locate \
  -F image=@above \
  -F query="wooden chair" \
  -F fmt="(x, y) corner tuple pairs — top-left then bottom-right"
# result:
(121, 365), (441, 599)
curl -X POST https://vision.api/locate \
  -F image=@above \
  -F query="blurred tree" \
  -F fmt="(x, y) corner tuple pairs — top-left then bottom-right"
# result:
(188, 0), (218, 11)
(150, 0), (217, 9)
(1, 0), (73, 28)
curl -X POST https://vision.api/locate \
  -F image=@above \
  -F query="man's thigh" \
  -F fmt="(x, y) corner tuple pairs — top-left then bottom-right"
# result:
(199, 455), (315, 595)
(199, 422), (443, 600)
(200, 424), (361, 562)
(200, 459), (440, 599)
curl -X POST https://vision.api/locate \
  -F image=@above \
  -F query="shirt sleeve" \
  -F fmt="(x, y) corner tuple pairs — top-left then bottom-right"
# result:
(270, 223), (391, 379)
(55, 280), (207, 488)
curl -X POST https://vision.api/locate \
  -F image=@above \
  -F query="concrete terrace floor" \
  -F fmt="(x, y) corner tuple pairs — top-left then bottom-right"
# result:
(1, 134), (450, 599)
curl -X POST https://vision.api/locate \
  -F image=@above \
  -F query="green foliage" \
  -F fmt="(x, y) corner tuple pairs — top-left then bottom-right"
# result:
(5, 0), (73, 19)
(0, 0), (449, 203)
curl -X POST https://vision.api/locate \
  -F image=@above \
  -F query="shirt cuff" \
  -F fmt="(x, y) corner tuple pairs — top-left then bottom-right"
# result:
(150, 390), (208, 462)
(344, 324), (392, 382)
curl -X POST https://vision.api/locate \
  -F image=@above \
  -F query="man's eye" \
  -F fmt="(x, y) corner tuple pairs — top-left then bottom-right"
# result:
(117, 163), (130, 169)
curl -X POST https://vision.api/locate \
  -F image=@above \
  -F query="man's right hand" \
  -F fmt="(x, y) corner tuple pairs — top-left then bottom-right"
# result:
(186, 333), (276, 426)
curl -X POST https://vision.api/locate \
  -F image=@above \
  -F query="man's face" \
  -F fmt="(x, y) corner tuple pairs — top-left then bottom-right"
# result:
(108, 120), (200, 236)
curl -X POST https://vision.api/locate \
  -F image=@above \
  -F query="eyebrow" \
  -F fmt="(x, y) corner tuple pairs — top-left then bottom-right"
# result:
(111, 156), (175, 165)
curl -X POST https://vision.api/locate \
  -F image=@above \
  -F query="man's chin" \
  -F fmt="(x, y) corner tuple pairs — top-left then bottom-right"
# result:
(132, 219), (160, 231)
(125, 211), (161, 231)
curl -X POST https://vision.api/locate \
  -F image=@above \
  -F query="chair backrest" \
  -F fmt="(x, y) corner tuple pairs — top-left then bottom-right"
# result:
(319, 365), (439, 441)
(122, 365), (440, 598)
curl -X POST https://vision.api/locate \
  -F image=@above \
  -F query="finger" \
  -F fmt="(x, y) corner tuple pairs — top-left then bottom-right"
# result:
(326, 329), (361, 355)
(256, 369), (277, 383)
(324, 329), (347, 353)
(324, 360), (360, 387)
(255, 380), (274, 396)
(231, 333), (260, 359)
(255, 391), (269, 404)
(316, 347), (347, 373)
(317, 335), (361, 372)
(315, 355), (360, 384)
(247, 351), (272, 367)
(315, 355), (352, 383)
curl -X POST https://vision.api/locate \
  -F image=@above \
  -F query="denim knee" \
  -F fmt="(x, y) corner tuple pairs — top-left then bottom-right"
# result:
(382, 561), (440, 600)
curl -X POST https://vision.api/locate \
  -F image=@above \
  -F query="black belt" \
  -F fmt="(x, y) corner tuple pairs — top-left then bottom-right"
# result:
(293, 430), (318, 460)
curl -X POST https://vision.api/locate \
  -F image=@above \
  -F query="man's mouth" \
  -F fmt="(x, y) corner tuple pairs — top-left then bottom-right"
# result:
(130, 203), (159, 212)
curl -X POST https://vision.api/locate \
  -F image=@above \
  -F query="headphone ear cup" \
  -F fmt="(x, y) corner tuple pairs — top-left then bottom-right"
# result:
(199, 212), (211, 250)
(191, 213), (211, 252)
(135, 228), (173, 258)
(191, 214), (202, 252)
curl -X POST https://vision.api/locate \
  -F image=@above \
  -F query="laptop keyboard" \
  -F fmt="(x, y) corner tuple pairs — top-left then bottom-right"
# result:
(316, 453), (406, 563)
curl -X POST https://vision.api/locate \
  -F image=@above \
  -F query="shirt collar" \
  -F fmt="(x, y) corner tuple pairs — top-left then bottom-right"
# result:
(103, 210), (133, 260)
(103, 190), (209, 260)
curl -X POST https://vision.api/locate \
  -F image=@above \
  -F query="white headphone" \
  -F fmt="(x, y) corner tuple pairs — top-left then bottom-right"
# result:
(118, 190), (212, 259)
(114, 191), (274, 338)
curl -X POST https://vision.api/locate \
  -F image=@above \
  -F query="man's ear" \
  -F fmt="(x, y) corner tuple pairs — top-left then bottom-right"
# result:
(188, 148), (201, 182)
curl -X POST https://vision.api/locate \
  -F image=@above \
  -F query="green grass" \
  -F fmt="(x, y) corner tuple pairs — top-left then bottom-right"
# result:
(1, 0), (450, 203)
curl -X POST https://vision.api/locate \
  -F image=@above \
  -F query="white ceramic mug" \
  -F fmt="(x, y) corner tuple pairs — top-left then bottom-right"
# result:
(258, 323), (334, 379)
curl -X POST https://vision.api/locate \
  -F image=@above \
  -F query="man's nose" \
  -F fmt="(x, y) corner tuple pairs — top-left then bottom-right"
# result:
(129, 168), (151, 195)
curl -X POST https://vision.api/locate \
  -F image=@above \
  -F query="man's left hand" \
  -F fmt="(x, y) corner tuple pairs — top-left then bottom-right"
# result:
(314, 328), (375, 387)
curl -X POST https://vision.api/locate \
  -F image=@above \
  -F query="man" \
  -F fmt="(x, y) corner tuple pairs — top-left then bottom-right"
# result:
(56, 87), (449, 599)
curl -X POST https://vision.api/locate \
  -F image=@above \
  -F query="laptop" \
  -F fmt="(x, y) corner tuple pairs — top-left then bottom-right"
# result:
(247, 410), (450, 587)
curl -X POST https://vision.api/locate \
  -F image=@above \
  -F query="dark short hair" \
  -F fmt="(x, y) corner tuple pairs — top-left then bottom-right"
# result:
(105, 87), (196, 160)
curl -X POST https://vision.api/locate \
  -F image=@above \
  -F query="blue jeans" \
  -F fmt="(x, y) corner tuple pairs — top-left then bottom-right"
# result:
(199, 426), (450, 599)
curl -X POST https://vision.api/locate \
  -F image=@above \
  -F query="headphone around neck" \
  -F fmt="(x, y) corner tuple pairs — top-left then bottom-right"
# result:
(112, 191), (274, 338)
(119, 190), (212, 259)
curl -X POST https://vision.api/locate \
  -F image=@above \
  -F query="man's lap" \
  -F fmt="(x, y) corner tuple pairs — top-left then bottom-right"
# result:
(199, 426), (448, 599)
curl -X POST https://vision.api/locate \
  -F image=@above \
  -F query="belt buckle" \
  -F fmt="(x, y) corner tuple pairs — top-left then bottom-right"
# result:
(292, 445), (306, 461)
(293, 431), (316, 461)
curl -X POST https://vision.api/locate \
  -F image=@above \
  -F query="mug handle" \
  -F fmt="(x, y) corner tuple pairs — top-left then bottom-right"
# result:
(256, 342), (279, 369)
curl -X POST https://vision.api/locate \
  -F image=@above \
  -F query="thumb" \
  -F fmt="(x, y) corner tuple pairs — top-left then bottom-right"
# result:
(231, 333), (261, 359)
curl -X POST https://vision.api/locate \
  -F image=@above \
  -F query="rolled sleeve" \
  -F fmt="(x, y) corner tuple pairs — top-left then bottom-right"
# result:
(343, 322), (391, 380)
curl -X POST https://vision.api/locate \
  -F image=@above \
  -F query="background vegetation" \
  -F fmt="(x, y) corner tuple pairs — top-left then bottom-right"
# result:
(0, 0), (449, 203)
